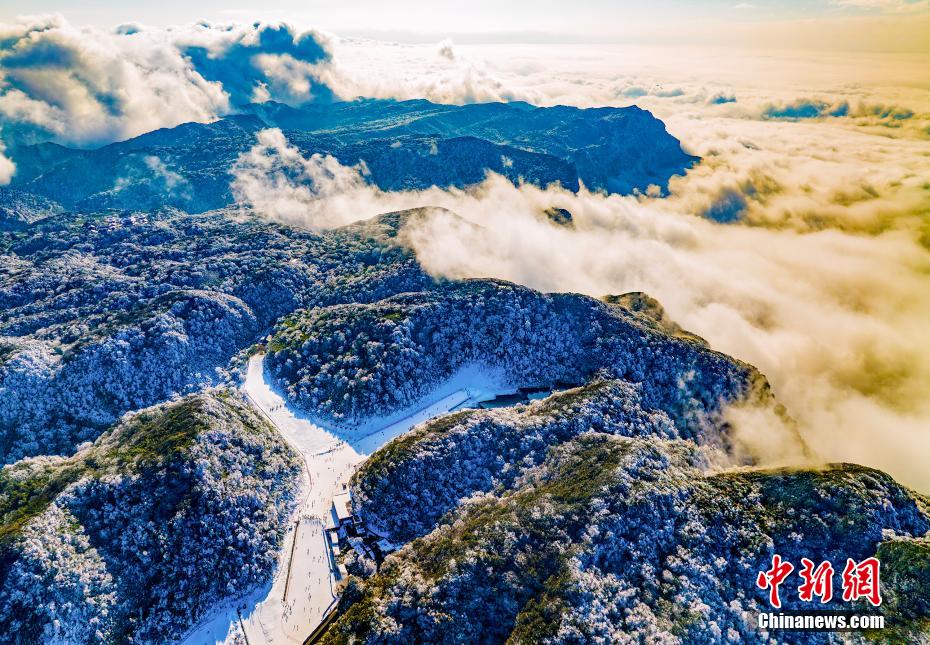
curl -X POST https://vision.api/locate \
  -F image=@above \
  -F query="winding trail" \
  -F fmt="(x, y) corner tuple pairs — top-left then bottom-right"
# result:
(180, 355), (502, 644)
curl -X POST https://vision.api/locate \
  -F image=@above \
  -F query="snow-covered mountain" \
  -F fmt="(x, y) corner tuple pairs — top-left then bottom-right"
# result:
(331, 428), (930, 643)
(0, 391), (300, 643)
(264, 275), (761, 434)
(0, 207), (431, 463)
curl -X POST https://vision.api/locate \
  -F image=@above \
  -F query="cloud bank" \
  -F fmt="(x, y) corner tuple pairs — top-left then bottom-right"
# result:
(232, 127), (930, 493)
(0, 16), (336, 147)
(761, 98), (914, 122)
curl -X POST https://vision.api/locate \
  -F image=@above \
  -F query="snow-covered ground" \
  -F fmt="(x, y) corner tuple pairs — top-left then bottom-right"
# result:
(180, 355), (504, 645)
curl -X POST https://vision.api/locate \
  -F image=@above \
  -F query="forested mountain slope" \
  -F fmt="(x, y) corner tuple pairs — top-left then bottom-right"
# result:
(0, 207), (430, 462)
(326, 430), (930, 643)
(0, 391), (300, 644)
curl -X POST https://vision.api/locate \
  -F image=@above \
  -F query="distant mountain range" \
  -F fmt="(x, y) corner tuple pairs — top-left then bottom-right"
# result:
(3, 99), (697, 216)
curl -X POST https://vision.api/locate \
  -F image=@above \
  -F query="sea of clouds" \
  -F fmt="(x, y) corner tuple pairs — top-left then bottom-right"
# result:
(2, 16), (929, 491)
(230, 127), (930, 491)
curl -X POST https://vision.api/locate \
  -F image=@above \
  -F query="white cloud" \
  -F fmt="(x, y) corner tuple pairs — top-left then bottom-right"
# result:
(399, 182), (930, 493)
(144, 155), (189, 195)
(0, 142), (14, 184)
(326, 37), (533, 104)
(0, 16), (338, 148)
(0, 15), (228, 146)
(174, 21), (336, 106)
(230, 128), (378, 229)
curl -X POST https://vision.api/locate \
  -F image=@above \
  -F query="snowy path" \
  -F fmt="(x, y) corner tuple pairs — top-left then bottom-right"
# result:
(179, 355), (503, 644)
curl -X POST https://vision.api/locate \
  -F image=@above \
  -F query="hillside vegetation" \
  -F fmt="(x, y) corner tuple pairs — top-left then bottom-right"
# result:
(0, 391), (300, 643)
(325, 430), (930, 643)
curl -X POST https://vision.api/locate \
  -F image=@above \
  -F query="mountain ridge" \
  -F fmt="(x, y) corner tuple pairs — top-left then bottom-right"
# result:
(6, 98), (697, 214)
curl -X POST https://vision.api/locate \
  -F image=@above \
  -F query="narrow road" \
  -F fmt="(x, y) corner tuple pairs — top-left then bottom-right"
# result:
(180, 355), (502, 644)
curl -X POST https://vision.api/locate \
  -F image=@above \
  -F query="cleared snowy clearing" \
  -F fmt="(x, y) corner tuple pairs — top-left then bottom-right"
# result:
(180, 354), (505, 644)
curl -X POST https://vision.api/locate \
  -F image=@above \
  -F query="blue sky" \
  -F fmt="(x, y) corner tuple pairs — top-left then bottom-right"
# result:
(3, 0), (930, 47)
